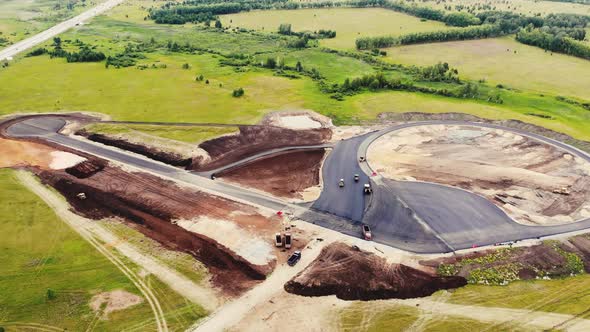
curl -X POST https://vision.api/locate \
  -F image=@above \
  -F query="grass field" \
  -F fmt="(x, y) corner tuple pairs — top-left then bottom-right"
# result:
(338, 302), (534, 331)
(420, 0), (590, 16)
(0, 0), (106, 45)
(0, 52), (316, 124)
(447, 274), (590, 316)
(0, 168), (206, 331)
(220, 8), (453, 50)
(85, 123), (239, 144)
(385, 36), (590, 101)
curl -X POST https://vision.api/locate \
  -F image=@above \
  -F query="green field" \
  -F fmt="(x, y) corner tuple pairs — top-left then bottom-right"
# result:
(85, 123), (239, 144)
(419, 0), (590, 16)
(0, 0), (106, 45)
(0, 168), (206, 331)
(447, 274), (590, 316)
(338, 302), (535, 331)
(385, 36), (590, 101)
(220, 8), (453, 50)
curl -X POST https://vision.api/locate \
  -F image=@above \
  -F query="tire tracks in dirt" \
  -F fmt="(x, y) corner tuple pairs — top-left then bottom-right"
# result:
(16, 170), (169, 332)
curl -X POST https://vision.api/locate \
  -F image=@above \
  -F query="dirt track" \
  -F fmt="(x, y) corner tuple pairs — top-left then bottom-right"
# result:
(218, 149), (326, 200)
(368, 124), (590, 225)
(284, 243), (466, 300)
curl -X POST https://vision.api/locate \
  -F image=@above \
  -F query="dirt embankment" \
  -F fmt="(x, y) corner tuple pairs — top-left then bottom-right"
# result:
(368, 124), (590, 225)
(217, 149), (326, 200)
(190, 125), (332, 171)
(422, 236), (590, 285)
(33, 161), (282, 296)
(284, 243), (466, 301)
(76, 130), (192, 167)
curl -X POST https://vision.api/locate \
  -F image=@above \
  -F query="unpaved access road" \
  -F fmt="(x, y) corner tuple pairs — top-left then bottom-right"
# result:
(0, 0), (125, 61)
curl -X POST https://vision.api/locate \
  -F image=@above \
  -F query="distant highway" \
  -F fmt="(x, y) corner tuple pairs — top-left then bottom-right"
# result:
(0, 0), (125, 61)
(5, 115), (590, 253)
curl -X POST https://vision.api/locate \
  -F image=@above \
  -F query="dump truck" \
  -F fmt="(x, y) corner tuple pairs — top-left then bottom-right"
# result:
(284, 233), (292, 249)
(275, 233), (283, 247)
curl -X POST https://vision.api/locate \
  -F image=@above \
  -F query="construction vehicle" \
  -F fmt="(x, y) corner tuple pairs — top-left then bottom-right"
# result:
(275, 233), (283, 247)
(362, 224), (372, 240)
(284, 233), (292, 249)
(76, 193), (87, 200)
(363, 183), (372, 194)
(354, 174), (360, 182)
(359, 156), (366, 162)
(287, 251), (302, 266)
(338, 178), (345, 187)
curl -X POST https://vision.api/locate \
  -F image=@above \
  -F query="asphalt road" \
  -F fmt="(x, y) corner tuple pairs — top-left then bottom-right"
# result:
(0, 0), (125, 61)
(6, 116), (590, 253)
(311, 135), (371, 222)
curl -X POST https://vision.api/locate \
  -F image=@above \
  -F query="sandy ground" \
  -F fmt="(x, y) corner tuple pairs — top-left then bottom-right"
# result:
(265, 110), (333, 129)
(177, 216), (276, 266)
(90, 290), (143, 318)
(49, 151), (86, 170)
(0, 137), (56, 168)
(278, 115), (322, 129)
(368, 125), (590, 225)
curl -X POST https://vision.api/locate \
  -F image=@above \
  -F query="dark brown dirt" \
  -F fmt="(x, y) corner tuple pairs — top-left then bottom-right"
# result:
(32, 162), (281, 296)
(65, 159), (106, 178)
(191, 126), (332, 171)
(377, 112), (590, 153)
(76, 130), (192, 167)
(284, 243), (466, 301)
(217, 149), (326, 199)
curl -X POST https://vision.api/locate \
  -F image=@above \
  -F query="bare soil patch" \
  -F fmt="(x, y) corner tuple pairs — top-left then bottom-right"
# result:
(217, 149), (326, 200)
(90, 290), (143, 319)
(33, 161), (290, 297)
(368, 124), (590, 225)
(0, 137), (56, 169)
(191, 125), (332, 171)
(284, 242), (466, 300)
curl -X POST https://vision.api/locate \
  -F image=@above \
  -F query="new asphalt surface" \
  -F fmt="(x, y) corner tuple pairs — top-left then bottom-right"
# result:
(5, 116), (590, 253)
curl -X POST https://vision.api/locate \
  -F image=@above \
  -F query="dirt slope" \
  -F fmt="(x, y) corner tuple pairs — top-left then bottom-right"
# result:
(217, 149), (326, 199)
(285, 243), (466, 300)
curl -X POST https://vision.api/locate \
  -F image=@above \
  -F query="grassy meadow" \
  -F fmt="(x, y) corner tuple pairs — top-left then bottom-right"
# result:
(220, 8), (453, 50)
(0, 168), (206, 331)
(338, 302), (536, 331)
(85, 123), (239, 144)
(0, 0), (107, 45)
(385, 36), (590, 101)
(420, 0), (590, 16)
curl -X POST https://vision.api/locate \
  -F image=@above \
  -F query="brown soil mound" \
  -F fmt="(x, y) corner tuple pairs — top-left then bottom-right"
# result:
(76, 130), (192, 167)
(191, 126), (332, 171)
(34, 162), (278, 296)
(284, 243), (466, 301)
(65, 159), (106, 178)
(217, 149), (326, 199)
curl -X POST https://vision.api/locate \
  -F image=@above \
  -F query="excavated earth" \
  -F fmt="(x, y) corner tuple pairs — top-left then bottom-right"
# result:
(31, 159), (286, 296)
(76, 130), (193, 167)
(190, 125), (332, 171)
(217, 149), (326, 199)
(284, 242), (466, 301)
(368, 124), (590, 225)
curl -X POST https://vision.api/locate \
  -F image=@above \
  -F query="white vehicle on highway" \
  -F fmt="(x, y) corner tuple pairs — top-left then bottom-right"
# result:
(338, 178), (345, 187)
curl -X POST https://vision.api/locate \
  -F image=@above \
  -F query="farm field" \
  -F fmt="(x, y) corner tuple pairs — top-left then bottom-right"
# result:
(220, 8), (453, 50)
(385, 36), (590, 101)
(0, 0), (106, 45)
(420, 0), (590, 16)
(0, 168), (206, 331)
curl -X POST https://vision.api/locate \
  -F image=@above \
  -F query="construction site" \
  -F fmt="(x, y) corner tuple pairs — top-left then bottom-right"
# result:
(2, 110), (590, 331)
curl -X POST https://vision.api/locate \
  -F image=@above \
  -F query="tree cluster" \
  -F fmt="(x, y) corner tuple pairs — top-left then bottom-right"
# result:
(516, 28), (590, 60)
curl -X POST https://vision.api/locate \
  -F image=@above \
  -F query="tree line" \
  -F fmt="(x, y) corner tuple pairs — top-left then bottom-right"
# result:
(516, 27), (590, 60)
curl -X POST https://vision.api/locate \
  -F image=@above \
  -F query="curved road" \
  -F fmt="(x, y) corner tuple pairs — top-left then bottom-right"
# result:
(5, 115), (590, 253)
